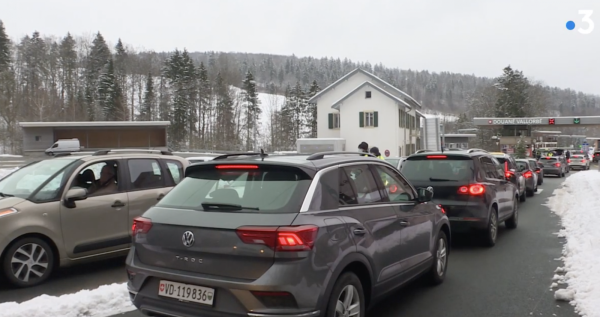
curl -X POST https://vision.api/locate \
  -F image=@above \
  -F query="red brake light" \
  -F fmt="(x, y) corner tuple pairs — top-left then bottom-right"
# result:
(524, 171), (532, 178)
(132, 217), (152, 237)
(567, 159), (571, 163)
(581, 159), (586, 163)
(216, 165), (258, 169)
(535, 169), (540, 173)
(438, 205), (446, 214)
(555, 162), (561, 167)
(236, 225), (318, 251)
(426, 155), (447, 159)
(505, 171), (513, 179)
(458, 184), (485, 195)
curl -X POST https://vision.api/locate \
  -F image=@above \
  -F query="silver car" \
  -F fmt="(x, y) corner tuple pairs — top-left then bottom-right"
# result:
(568, 155), (590, 170)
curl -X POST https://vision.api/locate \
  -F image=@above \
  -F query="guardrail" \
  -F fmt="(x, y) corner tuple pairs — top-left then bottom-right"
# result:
(0, 155), (26, 169)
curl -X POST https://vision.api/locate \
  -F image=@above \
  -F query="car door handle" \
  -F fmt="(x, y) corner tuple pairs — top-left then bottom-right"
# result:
(353, 228), (366, 236)
(399, 220), (410, 227)
(111, 200), (126, 208)
(157, 193), (165, 201)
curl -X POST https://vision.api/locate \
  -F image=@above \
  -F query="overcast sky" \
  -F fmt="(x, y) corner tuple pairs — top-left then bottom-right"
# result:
(2, 0), (599, 95)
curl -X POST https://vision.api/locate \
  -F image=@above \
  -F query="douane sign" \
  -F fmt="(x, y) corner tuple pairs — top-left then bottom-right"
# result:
(487, 118), (544, 125)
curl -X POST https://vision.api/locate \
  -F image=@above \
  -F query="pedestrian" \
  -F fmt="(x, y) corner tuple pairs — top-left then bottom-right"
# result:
(358, 142), (369, 156)
(565, 150), (571, 160)
(369, 147), (385, 160)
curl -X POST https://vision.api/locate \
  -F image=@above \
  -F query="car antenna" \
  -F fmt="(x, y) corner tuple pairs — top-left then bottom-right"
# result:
(260, 148), (266, 161)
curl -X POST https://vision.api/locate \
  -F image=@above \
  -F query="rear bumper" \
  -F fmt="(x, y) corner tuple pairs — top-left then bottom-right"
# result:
(126, 249), (327, 317)
(543, 168), (561, 175)
(438, 201), (489, 232)
(568, 163), (588, 169)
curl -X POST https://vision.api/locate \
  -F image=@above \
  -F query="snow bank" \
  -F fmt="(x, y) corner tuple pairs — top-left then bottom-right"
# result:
(0, 283), (134, 317)
(546, 170), (600, 316)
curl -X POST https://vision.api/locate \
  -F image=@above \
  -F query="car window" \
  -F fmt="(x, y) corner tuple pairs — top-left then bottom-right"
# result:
(341, 165), (383, 204)
(73, 161), (120, 196)
(516, 161), (529, 171)
(386, 158), (400, 168)
(31, 170), (68, 202)
(372, 165), (414, 201)
(157, 166), (311, 213)
(164, 160), (183, 185)
(128, 159), (164, 190)
(401, 156), (474, 182)
(480, 157), (500, 179)
(309, 168), (340, 211)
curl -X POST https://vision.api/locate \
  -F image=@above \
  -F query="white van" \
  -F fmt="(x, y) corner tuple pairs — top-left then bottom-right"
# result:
(45, 138), (82, 156)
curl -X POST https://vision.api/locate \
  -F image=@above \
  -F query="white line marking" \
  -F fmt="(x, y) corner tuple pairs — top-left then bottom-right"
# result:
(535, 189), (544, 194)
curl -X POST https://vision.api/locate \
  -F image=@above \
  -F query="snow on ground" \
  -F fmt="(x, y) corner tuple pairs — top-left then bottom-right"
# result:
(546, 170), (600, 316)
(0, 283), (134, 317)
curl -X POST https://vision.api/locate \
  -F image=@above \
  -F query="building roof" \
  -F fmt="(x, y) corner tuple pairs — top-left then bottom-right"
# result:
(308, 68), (422, 108)
(331, 81), (412, 111)
(19, 121), (171, 128)
(443, 134), (477, 138)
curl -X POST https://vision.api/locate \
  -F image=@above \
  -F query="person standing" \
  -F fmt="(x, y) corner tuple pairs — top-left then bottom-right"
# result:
(358, 142), (369, 156)
(369, 147), (385, 160)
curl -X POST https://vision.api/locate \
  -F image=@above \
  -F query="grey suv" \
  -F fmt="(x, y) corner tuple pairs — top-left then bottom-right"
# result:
(0, 149), (188, 287)
(125, 151), (451, 317)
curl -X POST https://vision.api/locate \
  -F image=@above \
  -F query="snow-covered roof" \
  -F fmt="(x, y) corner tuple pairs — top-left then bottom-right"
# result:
(19, 121), (171, 128)
(415, 110), (425, 118)
(331, 81), (412, 111)
(308, 68), (422, 108)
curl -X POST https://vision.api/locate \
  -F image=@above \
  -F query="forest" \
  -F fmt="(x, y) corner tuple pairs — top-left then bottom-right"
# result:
(0, 20), (598, 152)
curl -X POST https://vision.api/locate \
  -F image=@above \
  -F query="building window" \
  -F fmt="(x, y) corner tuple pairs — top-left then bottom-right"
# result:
(35, 136), (41, 141)
(365, 91), (372, 98)
(328, 113), (340, 129)
(359, 111), (378, 127)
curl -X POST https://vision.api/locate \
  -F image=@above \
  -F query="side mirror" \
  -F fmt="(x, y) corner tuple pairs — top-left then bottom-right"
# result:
(417, 187), (434, 202)
(65, 187), (88, 202)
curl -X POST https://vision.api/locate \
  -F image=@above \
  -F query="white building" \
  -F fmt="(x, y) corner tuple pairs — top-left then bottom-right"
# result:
(307, 68), (424, 157)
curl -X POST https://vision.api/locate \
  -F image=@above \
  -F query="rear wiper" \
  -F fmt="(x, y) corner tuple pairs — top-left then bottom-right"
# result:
(429, 178), (453, 182)
(0, 192), (14, 197)
(201, 202), (259, 211)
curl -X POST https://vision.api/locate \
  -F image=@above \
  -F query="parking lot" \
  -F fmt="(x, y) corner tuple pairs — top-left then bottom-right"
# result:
(0, 171), (579, 317)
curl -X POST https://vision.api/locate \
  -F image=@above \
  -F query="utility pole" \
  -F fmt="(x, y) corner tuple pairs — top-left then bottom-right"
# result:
(440, 122), (446, 153)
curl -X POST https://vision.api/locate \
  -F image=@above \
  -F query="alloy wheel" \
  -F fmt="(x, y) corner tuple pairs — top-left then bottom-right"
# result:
(10, 243), (50, 283)
(335, 285), (361, 317)
(489, 212), (498, 241)
(436, 238), (447, 276)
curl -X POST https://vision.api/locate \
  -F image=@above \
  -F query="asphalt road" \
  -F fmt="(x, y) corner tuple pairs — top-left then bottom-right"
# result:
(0, 172), (580, 317)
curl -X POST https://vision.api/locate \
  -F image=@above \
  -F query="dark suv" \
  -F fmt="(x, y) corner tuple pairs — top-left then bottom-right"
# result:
(125, 152), (451, 317)
(400, 151), (519, 247)
(489, 152), (526, 202)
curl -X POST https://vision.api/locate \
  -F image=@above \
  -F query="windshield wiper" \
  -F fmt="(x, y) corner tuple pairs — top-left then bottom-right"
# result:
(201, 202), (259, 211)
(429, 177), (454, 182)
(0, 192), (14, 197)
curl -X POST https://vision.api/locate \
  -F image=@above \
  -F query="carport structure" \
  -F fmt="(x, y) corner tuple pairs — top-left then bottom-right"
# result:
(19, 121), (170, 153)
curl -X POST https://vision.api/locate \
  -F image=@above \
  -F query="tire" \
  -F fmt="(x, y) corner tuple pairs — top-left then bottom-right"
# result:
(325, 272), (365, 317)
(2, 237), (55, 288)
(526, 188), (534, 197)
(427, 231), (449, 285)
(519, 191), (526, 202)
(534, 183), (538, 192)
(505, 198), (518, 229)
(482, 208), (498, 247)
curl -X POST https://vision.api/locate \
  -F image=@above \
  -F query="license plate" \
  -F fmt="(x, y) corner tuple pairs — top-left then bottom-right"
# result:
(158, 280), (215, 305)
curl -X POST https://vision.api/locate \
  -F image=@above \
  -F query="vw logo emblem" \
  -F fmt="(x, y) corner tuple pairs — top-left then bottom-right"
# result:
(182, 231), (195, 247)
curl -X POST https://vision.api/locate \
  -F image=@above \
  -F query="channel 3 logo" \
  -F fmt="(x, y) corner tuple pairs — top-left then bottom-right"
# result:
(566, 10), (594, 34)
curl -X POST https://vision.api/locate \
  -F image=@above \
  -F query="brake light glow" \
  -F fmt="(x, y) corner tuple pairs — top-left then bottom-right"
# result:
(236, 225), (318, 251)
(426, 155), (447, 159)
(535, 169), (540, 173)
(505, 171), (513, 179)
(458, 184), (485, 195)
(215, 165), (259, 169)
(581, 159), (586, 163)
(132, 217), (152, 237)
(555, 162), (561, 167)
(524, 171), (533, 178)
(438, 205), (446, 214)
(567, 159), (571, 163)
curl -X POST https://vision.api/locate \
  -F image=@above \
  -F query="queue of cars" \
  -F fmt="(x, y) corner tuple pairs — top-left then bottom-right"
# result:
(0, 147), (565, 317)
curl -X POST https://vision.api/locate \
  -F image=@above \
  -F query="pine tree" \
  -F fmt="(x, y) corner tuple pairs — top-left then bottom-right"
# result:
(97, 59), (125, 120)
(59, 33), (78, 119)
(138, 74), (155, 121)
(242, 70), (261, 151)
(306, 80), (320, 137)
(214, 73), (235, 149)
(86, 32), (111, 119)
(0, 20), (11, 71)
(494, 66), (530, 118)
(114, 39), (128, 102)
(197, 62), (211, 149)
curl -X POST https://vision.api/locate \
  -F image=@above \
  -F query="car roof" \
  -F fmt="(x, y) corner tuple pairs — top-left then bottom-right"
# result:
(187, 152), (391, 170)
(49, 152), (188, 163)
(406, 150), (485, 158)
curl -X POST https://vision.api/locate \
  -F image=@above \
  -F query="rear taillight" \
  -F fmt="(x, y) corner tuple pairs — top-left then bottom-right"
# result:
(582, 159), (586, 163)
(132, 217), (152, 236)
(555, 163), (561, 167)
(567, 159), (571, 163)
(505, 171), (513, 179)
(458, 184), (485, 195)
(524, 171), (532, 178)
(535, 170), (540, 173)
(438, 204), (446, 214)
(236, 225), (318, 251)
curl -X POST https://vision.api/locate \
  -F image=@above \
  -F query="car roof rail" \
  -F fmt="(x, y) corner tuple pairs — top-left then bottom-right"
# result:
(213, 149), (269, 161)
(306, 151), (376, 160)
(467, 148), (488, 153)
(92, 149), (173, 156)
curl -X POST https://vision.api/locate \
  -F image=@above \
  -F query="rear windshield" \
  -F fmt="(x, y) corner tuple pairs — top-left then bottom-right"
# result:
(156, 166), (311, 213)
(540, 157), (558, 161)
(494, 157), (507, 164)
(401, 157), (474, 181)
(516, 161), (529, 170)
(572, 155), (583, 158)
